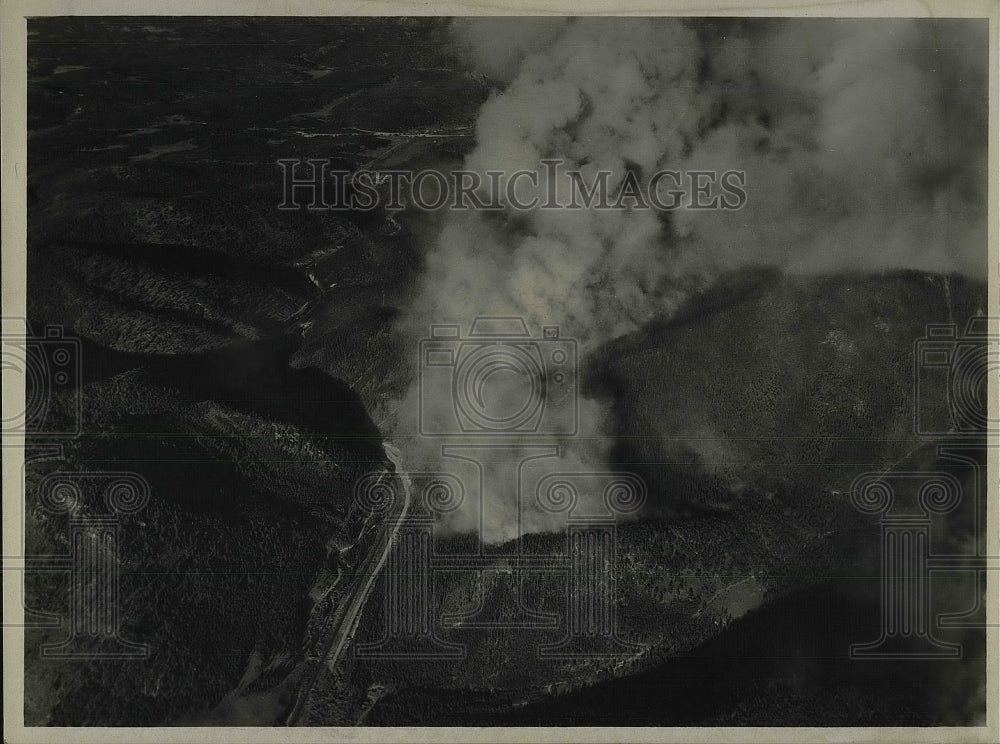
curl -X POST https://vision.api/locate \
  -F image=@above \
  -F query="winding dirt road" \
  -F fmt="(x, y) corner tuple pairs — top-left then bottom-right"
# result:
(285, 442), (411, 725)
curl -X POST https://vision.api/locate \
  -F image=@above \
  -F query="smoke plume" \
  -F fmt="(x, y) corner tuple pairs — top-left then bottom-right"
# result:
(390, 18), (988, 541)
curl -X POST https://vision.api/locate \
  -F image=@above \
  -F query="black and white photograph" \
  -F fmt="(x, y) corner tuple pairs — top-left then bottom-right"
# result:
(2, 5), (997, 740)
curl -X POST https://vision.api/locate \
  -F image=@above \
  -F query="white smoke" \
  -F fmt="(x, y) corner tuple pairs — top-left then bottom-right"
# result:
(683, 18), (988, 277)
(389, 18), (988, 542)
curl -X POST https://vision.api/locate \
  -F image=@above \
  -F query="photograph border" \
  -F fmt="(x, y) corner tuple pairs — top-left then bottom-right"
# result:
(3, 1), (997, 742)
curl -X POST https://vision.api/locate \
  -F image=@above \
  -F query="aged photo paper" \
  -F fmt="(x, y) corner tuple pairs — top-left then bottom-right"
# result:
(2, 1), (998, 742)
